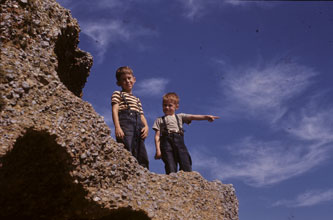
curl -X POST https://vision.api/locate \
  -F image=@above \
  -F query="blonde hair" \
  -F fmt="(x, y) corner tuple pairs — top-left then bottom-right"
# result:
(163, 92), (179, 105)
(116, 66), (133, 82)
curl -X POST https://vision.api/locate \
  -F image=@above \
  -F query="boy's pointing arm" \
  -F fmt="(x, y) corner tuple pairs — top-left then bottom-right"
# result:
(187, 115), (220, 122)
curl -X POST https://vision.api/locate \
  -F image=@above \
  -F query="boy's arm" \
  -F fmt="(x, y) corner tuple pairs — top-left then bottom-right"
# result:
(187, 114), (220, 122)
(140, 114), (149, 139)
(112, 103), (124, 139)
(154, 130), (161, 160)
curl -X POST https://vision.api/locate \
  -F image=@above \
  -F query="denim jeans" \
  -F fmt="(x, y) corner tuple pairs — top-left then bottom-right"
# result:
(160, 133), (192, 174)
(117, 110), (149, 169)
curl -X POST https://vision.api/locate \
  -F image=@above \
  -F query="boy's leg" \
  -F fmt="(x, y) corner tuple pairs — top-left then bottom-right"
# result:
(116, 131), (133, 152)
(136, 137), (149, 169)
(117, 111), (149, 169)
(117, 111), (135, 152)
(133, 114), (149, 169)
(160, 136), (177, 174)
(118, 129), (148, 168)
(174, 134), (192, 172)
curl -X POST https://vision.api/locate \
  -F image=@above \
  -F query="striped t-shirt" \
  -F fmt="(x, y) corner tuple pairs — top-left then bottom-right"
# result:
(111, 91), (144, 114)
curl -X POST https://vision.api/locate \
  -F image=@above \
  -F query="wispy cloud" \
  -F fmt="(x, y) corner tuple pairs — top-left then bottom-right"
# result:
(220, 62), (317, 122)
(57, 0), (269, 26)
(283, 105), (333, 143)
(57, 0), (134, 10)
(177, 0), (206, 20)
(96, 0), (124, 9)
(223, 0), (256, 6)
(134, 78), (169, 97)
(273, 189), (333, 207)
(193, 138), (331, 187)
(57, 0), (158, 63)
(198, 59), (333, 187)
(81, 20), (157, 63)
(176, 0), (227, 20)
(195, 89), (333, 187)
(223, 0), (277, 8)
(176, 0), (273, 20)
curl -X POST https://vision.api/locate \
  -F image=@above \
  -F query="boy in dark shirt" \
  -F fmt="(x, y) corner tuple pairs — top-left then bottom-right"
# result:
(153, 92), (219, 174)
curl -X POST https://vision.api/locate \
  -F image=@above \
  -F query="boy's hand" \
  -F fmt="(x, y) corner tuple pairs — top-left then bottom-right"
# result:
(154, 150), (162, 160)
(141, 126), (149, 139)
(115, 127), (125, 140)
(207, 115), (220, 122)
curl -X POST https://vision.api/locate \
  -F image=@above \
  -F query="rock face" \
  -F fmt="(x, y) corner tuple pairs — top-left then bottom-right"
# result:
(0, 0), (239, 219)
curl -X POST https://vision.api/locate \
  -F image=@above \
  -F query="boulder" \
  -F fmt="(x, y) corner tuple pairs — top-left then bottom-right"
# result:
(0, 0), (238, 219)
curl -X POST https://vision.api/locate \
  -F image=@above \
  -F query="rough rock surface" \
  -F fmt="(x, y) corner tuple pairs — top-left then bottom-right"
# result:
(0, 0), (239, 219)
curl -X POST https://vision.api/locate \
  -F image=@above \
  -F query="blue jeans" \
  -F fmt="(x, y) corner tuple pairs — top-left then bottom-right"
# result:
(117, 110), (149, 169)
(160, 133), (192, 174)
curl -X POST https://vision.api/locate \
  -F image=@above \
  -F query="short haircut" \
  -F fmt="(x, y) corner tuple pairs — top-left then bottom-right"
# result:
(116, 66), (133, 82)
(163, 92), (179, 105)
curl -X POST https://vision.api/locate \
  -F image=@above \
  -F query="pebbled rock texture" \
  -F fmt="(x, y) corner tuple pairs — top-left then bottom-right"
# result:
(0, 0), (239, 219)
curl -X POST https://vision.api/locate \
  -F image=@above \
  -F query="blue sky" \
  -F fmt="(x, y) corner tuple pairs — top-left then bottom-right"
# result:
(57, 0), (333, 219)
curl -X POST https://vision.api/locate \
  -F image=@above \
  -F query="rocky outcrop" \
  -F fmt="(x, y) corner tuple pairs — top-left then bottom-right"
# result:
(0, 0), (239, 219)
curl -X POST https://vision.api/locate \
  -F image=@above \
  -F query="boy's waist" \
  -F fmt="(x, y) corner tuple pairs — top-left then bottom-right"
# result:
(161, 130), (184, 137)
(119, 109), (141, 116)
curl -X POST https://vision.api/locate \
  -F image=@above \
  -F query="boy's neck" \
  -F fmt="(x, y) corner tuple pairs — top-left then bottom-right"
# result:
(121, 89), (132, 94)
(164, 113), (176, 116)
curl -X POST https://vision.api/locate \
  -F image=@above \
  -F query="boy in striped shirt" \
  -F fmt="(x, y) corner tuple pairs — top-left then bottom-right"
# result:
(111, 66), (149, 169)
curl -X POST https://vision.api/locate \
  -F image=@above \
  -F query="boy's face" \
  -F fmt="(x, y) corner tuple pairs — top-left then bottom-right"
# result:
(163, 100), (178, 116)
(117, 73), (136, 93)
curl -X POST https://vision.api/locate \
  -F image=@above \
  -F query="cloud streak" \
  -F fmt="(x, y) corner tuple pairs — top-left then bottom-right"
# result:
(193, 138), (331, 187)
(57, 0), (139, 10)
(196, 59), (333, 187)
(177, 0), (206, 20)
(283, 106), (333, 143)
(57, 0), (158, 63)
(134, 78), (170, 97)
(196, 93), (333, 187)
(220, 62), (317, 122)
(273, 189), (333, 207)
(177, 0), (271, 20)
(80, 20), (157, 62)
(58, 0), (267, 25)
